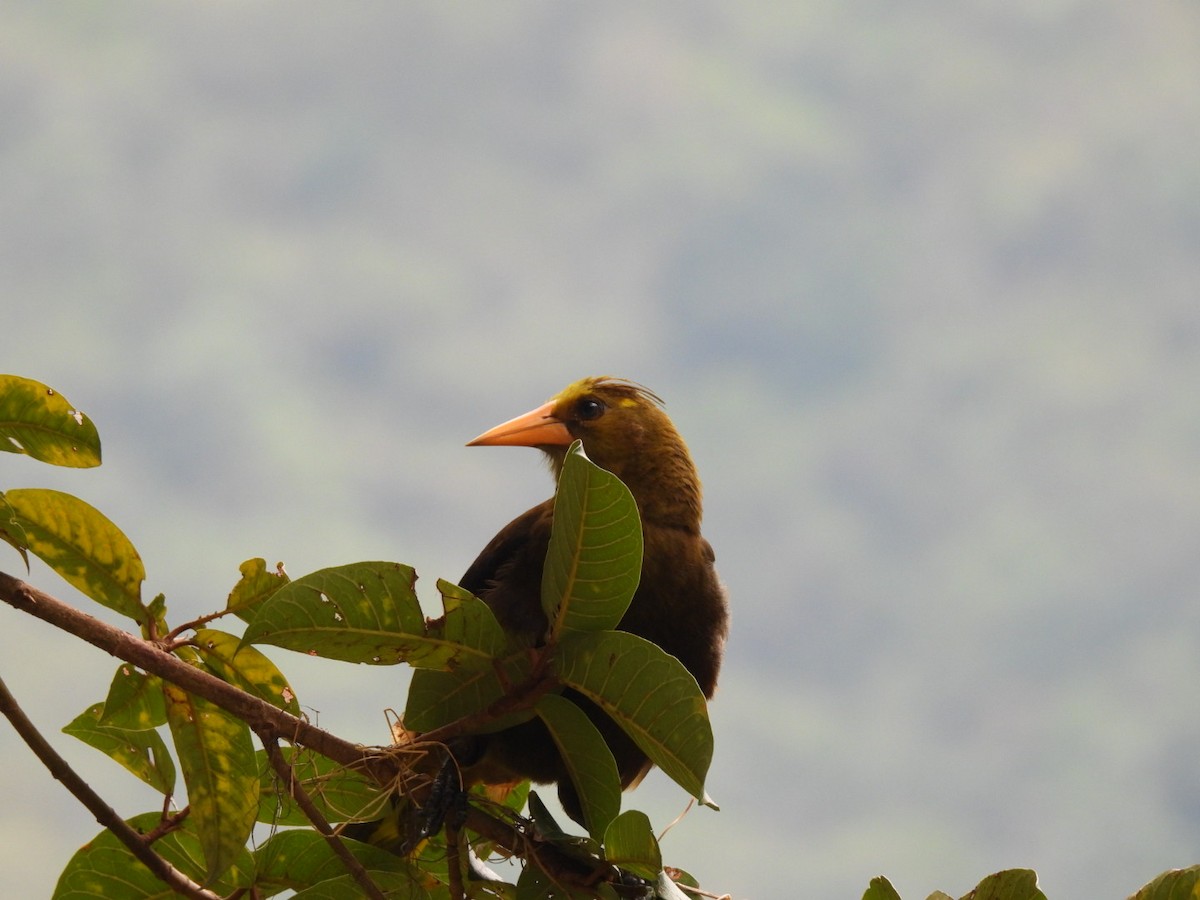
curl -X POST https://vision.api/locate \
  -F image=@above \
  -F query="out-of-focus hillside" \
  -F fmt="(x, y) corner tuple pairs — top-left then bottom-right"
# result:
(2, 3), (1198, 897)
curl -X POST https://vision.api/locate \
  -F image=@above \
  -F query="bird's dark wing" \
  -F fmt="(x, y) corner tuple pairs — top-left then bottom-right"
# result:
(459, 498), (555, 641)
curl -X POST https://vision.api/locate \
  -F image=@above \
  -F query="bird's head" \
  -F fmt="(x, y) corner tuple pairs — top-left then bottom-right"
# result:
(468, 376), (703, 529)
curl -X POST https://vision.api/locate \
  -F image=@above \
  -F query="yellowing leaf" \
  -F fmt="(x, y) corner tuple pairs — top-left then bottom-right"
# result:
(194, 628), (300, 715)
(0, 491), (30, 569)
(4, 488), (145, 620)
(99, 665), (167, 730)
(226, 557), (290, 624)
(163, 675), (259, 883)
(62, 703), (175, 794)
(0, 374), (101, 468)
(53, 811), (253, 899)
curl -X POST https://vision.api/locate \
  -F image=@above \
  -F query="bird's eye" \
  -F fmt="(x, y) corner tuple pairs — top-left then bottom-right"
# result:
(576, 398), (605, 421)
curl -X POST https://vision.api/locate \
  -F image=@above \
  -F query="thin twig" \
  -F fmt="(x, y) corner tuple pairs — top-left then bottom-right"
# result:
(0, 675), (221, 900)
(261, 735), (388, 900)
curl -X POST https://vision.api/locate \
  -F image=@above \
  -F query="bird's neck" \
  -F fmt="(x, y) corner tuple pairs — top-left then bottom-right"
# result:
(613, 443), (704, 534)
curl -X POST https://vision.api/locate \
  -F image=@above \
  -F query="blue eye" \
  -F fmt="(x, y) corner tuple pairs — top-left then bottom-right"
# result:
(576, 398), (605, 421)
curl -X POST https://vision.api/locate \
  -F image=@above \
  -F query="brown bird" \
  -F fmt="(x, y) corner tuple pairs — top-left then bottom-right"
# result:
(452, 376), (729, 824)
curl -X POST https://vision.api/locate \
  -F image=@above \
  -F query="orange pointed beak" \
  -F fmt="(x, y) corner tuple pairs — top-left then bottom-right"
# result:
(467, 400), (574, 447)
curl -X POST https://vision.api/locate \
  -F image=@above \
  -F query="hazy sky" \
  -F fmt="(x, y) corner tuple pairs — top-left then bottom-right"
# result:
(3, 4), (1199, 898)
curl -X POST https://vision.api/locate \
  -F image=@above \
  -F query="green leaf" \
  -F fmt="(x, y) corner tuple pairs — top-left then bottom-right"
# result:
(194, 628), (300, 715)
(961, 870), (1046, 900)
(534, 693), (621, 840)
(862, 876), (904, 900)
(3, 488), (145, 620)
(404, 650), (534, 733)
(52, 811), (253, 899)
(99, 665), (167, 730)
(256, 745), (389, 826)
(541, 441), (643, 637)
(602, 809), (661, 880)
(0, 491), (30, 568)
(253, 829), (428, 897)
(62, 703), (176, 794)
(0, 374), (101, 468)
(294, 871), (431, 899)
(553, 631), (712, 803)
(163, 673), (259, 883)
(242, 562), (502, 670)
(516, 861), (615, 900)
(227, 557), (290, 624)
(433, 577), (507, 657)
(1130, 866), (1200, 900)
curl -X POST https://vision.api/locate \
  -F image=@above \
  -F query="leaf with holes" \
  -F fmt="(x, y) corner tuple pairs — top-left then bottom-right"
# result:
(243, 562), (504, 670)
(226, 557), (290, 625)
(0, 374), (101, 468)
(194, 628), (300, 715)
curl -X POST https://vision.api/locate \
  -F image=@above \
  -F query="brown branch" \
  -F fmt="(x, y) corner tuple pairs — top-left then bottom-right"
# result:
(0, 675), (221, 900)
(261, 735), (387, 900)
(0, 570), (380, 778)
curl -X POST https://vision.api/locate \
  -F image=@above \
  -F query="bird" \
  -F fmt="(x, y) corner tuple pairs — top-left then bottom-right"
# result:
(450, 376), (729, 824)
(350, 376), (728, 846)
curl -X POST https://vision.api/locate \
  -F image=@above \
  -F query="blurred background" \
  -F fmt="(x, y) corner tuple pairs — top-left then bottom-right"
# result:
(2, 3), (1199, 897)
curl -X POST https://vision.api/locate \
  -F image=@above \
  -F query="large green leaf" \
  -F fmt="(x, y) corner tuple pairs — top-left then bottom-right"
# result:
(3, 488), (145, 620)
(62, 703), (176, 794)
(226, 557), (290, 625)
(242, 562), (503, 669)
(194, 628), (300, 716)
(553, 631), (712, 803)
(0, 374), (101, 468)
(534, 693), (620, 841)
(541, 441), (642, 637)
(163, 671), (259, 884)
(52, 812), (253, 900)
(602, 809), (661, 881)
